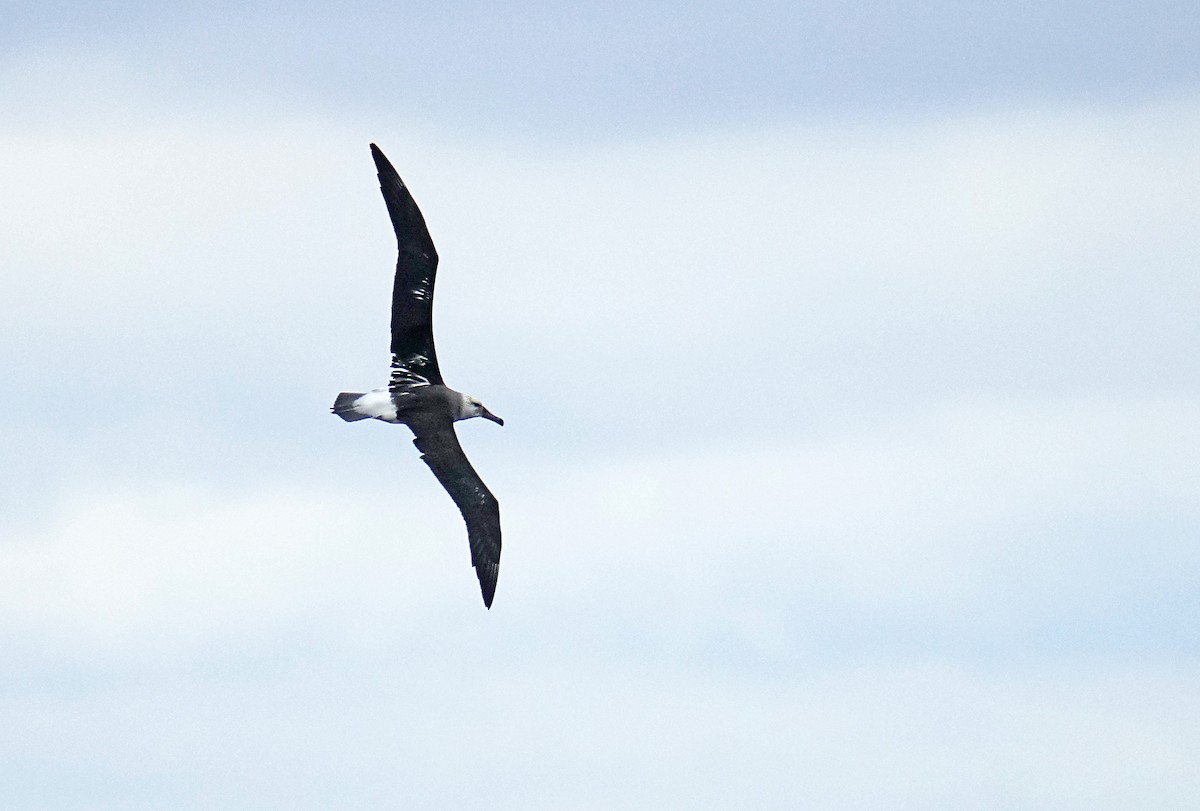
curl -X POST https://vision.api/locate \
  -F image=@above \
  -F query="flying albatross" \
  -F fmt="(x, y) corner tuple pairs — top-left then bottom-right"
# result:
(332, 143), (504, 608)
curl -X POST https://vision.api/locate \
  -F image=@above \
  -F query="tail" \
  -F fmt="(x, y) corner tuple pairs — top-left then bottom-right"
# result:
(331, 392), (371, 421)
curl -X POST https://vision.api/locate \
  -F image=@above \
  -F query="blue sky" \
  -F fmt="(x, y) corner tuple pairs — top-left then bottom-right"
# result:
(2, 2), (1199, 808)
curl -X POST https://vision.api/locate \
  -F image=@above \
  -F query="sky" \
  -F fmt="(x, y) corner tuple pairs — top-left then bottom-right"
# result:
(2, 1), (1199, 807)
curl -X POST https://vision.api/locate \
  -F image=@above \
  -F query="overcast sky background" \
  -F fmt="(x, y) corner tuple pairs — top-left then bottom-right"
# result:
(2, 1), (1199, 808)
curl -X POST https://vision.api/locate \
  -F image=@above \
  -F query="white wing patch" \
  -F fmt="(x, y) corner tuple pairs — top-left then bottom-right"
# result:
(389, 356), (431, 389)
(410, 282), (432, 302)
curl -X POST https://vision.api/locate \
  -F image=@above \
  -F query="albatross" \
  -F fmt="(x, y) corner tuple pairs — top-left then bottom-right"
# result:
(332, 143), (504, 608)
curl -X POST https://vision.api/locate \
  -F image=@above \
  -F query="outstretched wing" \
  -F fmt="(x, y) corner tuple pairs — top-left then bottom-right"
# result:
(411, 423), (501, 608)
(371, 143), (443, 386)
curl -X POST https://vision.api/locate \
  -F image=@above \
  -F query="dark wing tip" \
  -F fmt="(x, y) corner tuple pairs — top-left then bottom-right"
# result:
(477, 561), (498, 609)
(370, 142), (399, 179)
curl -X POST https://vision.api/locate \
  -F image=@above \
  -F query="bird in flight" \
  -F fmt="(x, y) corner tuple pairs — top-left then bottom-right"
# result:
(332, 143), (504, 608)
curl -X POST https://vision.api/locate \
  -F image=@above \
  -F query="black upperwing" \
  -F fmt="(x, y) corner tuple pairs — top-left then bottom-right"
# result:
(371, 143), (444, 387)
(411, 422), (502, 608)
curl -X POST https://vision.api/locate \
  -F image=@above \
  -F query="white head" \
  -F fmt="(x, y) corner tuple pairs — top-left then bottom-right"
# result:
(458, 394), (504, 425)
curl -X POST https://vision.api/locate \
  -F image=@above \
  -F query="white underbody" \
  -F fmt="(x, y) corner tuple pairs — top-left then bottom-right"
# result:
(351, 388), (402, 422)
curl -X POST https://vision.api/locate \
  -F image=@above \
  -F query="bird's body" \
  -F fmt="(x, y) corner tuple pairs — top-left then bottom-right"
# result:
(332, 143), (504, 608)
(334, 385), (486, 426)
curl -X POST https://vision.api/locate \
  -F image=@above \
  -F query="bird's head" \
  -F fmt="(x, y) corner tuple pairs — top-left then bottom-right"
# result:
(460, 395), (504, 426)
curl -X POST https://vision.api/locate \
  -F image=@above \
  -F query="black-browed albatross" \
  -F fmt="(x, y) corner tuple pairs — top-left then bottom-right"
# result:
(332, 143), (504, 608)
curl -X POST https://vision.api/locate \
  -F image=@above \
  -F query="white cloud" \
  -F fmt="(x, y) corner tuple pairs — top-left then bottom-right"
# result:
(0, 484), (445, 654)
(4, 393), (1194, 664)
